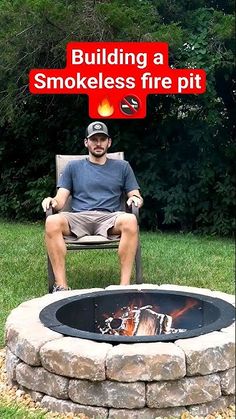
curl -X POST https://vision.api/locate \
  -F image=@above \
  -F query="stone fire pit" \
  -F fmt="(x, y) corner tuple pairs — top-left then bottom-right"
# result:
(5, 284), (235, 419)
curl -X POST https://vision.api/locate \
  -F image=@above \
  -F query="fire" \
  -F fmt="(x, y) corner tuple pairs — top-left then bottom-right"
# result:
(122, 318), (135, 336)
(99, 297), (200, 337)
(170, 298), (198, 320)
(97, 98), (114, 117)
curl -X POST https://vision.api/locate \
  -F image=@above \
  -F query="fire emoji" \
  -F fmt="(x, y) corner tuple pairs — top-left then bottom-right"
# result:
(97, 98), (114, 117)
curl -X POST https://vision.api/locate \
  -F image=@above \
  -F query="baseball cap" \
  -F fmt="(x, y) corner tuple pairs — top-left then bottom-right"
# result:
(86, 121), (109, 138)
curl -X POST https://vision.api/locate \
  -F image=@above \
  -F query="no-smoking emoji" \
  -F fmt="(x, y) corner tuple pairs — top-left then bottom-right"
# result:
(120, 95), (140, 115)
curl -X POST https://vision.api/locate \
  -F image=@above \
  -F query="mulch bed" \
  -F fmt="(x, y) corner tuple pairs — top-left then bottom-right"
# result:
(0, 348), (235, 419)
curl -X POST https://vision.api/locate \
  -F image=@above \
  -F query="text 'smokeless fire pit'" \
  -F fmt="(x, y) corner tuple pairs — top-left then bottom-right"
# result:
(39, 289), (235, 343)
(5, 285), (235, 418)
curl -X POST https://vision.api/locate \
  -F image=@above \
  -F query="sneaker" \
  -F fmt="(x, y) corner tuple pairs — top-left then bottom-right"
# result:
(52, 284), (71, 293)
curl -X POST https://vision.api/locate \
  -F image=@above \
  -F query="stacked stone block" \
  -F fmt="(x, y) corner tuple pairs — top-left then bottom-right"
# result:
(5, 286), (235, 419)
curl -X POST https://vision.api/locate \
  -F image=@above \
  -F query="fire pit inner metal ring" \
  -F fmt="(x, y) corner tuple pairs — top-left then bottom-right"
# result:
(39, 289), (235, 343)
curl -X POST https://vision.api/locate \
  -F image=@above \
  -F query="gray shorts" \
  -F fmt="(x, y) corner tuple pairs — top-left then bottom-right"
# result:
(62, 210), (125, 241)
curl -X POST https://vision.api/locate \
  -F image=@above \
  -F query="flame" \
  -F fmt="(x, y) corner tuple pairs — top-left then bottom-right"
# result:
(170, 298), (198, 320)
(114, 303), (136, 336)
(100, 298), (199, 337)
(97, 98), (114, 117)
(122, 318), (135, 336)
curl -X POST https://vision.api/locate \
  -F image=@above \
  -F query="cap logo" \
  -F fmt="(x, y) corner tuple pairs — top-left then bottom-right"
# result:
(94, 123), (102, 130)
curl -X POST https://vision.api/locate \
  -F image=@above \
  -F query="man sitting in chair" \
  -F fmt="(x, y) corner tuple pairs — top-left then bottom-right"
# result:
(42, 121), (143, 292)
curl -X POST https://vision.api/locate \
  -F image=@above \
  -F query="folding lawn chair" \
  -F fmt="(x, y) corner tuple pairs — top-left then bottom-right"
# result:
(46, 153), (142, 292)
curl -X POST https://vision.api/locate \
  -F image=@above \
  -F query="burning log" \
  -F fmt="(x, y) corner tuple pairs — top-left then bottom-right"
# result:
(99, 304), (180, 336)
(135, 309), (172, 336)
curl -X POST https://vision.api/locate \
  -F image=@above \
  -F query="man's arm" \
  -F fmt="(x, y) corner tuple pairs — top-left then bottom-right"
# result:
(42, 188), (70, 212)
(127, 189), (144, 208)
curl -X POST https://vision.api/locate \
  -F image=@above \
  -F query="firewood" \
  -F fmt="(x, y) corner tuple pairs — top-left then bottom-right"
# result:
(135, 309), (172, 336)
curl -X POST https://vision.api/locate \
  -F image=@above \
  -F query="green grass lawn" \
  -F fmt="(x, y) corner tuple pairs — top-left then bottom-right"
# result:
(0, 219), (234, 348)
(0, 220), (235, 418)
(0, 403), (46, 419)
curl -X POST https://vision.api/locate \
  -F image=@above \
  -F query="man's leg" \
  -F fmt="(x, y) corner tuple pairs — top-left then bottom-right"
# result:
(45, 214), (71, 288)
(109, 213), (138, 285)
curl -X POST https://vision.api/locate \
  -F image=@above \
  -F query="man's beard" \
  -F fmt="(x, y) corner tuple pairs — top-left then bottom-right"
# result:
(90, 147), (108, 157)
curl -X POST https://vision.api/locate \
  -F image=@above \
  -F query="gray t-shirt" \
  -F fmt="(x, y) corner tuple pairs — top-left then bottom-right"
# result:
(58, 158), (140, 212)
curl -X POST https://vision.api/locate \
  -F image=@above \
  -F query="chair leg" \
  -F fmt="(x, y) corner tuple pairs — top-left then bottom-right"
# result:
(47, 254), (55, 293)
(135, 238), (142, 284)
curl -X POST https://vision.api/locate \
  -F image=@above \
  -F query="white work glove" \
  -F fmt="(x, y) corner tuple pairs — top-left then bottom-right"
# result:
(42, 197), (58, 212)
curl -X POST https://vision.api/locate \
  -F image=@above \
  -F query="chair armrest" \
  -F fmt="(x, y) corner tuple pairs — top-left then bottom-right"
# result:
(46, 204), (56, 218)
(131, 202), (140, 223)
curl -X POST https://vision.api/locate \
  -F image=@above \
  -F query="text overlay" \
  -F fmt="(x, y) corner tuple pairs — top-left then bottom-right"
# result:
(29, 42), (206, 119)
